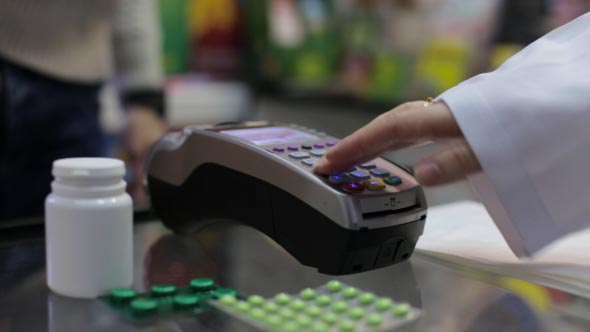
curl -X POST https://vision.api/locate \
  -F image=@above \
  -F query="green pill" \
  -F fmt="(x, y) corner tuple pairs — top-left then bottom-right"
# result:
(339, 320), (356, 332)
(282, 321), (300, 332)
(348, 307), (365, 320)
(249, 308), (266, 320)
(295, 314), (312, 327)
(332, 301), (348, 313)
(213, 288), (237, 299)
(190, 278), (215, 291)
(393, 303), (410, 317)
(274, 293), (291, 305)
(235, 301), (251, 313)
(305, 305), (322, 317)
(327, 280), (343, 293)
(311, 322), (330, 332)
(322, 312), (338, 325)
(300, 288), (316, 300)
(248, 295), (265, 306)
(375, 298), (393, 311)
(266, 314), (283, 327)
(289, 299), (306, 311)
(279, 308), (296, 320)
(358, 292), (375, 305)
(263, 301), (279, 313)
(342, 287), (358, 299)
(130, 298), (159, 315)
(110, 288), (136, 302)
(316, 295), (331, 307)
(366, 313), (384, 326)
(219, 295), (237, 306)
(173, 294), (199, 308)
(151, 284), (176, 297)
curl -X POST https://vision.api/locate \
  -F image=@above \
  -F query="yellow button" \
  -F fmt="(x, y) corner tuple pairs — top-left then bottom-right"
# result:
(363, 178), (386, 191)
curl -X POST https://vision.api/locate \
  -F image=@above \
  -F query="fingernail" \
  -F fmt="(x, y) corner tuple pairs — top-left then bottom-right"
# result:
(415, 162), (442, 185)
(314, 157), (328, 172)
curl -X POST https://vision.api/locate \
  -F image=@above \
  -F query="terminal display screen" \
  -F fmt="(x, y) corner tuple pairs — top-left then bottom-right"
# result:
(221, 127), (318, 145)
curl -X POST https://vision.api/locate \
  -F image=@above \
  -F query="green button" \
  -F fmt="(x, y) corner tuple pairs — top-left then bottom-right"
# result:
(213, 288), (238, 299)
(249, 308), (266, 320)
(266, 314), (283, 327)
(358, 292), (375, 305)
(393, 303), (410, 317)
(316, 295), (331, 307)
(279, 308), (296, 320)
(219, 295), (237, 306)
(263, 301), (279, 313)
(235, 301), (251, 313)
(173, 294), (199, 308)
(295, 314), (312, 327)
(331, 301), (348, 313)
(322, 312), (338, 325)
(342, 287), (359, 299)
(289, 299), (306, 311)
(110, 288), (136, 301)
(311, 322), (330, 332)
(151, 284), (176, 297)
(339, 320), (356, 332)
(248, 295), (265, 306)
(384, 176), (402, 186)
(375, 298), (393, 311)
(366, 313), (384, 326)
(275, 293), (291, 305)
(327, 280), (343, 293)
(190, 278), (215, 291)
(283, 321), (300, 332)
(130, 298), (159, 314)
(305, 305), (322, 317)
(348, 307), (365, 320)
(300, 288), (317, 300)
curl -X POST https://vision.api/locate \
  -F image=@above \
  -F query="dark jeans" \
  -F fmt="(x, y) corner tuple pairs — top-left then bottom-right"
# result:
(0, 60), (105, 221)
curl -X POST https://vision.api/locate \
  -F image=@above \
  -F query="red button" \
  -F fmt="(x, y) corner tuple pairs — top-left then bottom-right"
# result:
(342, 182), (364, 193)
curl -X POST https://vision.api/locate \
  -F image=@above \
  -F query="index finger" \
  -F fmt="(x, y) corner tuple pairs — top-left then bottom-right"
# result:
(314, 102), (461, 174)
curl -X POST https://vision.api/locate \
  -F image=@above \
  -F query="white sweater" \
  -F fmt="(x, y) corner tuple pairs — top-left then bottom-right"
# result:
(0, 0), (163, 90)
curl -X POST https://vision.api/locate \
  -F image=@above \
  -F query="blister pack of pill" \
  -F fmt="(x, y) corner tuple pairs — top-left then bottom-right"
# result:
(211, 280), (421, 332)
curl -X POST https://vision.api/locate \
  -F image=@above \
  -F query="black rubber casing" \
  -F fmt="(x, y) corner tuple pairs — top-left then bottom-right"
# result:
(148, 163), (425, 275)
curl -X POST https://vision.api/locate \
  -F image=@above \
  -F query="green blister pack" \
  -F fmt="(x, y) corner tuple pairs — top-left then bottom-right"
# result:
(210, 280), (421, 332)
(103, 278), (238, 319)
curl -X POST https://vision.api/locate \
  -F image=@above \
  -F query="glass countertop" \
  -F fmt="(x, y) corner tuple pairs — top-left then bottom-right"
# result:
(0, 220), (588, 332)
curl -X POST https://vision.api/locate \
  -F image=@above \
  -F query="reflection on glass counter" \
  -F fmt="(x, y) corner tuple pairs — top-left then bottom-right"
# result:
(0, 221), (588, 331)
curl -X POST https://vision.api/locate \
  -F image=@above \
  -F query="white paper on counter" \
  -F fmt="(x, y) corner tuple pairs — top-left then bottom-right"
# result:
(416, 200), (590, 296)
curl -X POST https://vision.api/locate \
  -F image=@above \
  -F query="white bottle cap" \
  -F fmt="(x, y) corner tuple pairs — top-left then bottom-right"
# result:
(52, 158), (125, 178)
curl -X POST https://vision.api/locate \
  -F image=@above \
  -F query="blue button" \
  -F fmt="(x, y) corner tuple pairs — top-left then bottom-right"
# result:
(328, 173), (349, 184)
(310, 149), (326, 157)
(302, 158), (317, 167)
(370, 168), (390, 177)
(289, 152), (310, 159)
(359, 162), (376, 169)
(349, 171), (371, 181)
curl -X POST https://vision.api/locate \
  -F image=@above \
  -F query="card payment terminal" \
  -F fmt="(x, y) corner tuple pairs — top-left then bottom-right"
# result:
(146, 121), (427, 275)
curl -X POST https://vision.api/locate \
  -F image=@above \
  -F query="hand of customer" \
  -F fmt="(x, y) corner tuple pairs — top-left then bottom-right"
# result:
(125, 107), (167, 203)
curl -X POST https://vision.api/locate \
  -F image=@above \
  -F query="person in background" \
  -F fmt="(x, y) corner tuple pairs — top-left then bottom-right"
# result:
(0, 0), (166, 221)
(315, 12), (590, 257)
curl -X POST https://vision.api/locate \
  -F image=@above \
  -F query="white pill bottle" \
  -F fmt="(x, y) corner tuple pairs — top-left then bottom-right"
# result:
(45, 158), (133, 298)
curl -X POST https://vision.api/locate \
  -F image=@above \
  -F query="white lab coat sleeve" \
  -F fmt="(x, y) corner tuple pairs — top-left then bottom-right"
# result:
(437, 13), (590, 257)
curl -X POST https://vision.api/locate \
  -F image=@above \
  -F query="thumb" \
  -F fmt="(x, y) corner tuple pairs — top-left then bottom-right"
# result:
(415, 141), (481, 186)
